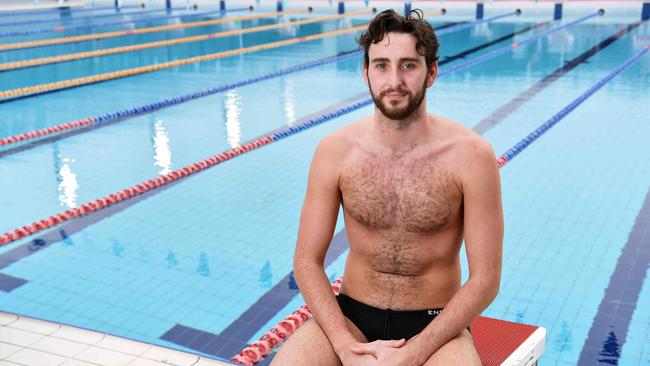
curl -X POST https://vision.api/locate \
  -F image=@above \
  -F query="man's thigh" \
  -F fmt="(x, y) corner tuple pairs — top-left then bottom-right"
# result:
(270, 317), (367, 366)
(423, 329), (482, 366)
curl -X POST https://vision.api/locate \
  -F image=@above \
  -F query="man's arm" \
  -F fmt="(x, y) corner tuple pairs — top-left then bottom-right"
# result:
(293, 134), (361, 357)
(404, 137), (504, 363)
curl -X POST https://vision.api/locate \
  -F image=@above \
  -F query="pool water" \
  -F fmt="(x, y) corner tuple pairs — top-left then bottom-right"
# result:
(0, 2), (648, 365)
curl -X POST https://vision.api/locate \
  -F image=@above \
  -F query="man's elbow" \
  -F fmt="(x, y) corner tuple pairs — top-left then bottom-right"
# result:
(292, 253), (324, 279)
(472, 274), (500, 304)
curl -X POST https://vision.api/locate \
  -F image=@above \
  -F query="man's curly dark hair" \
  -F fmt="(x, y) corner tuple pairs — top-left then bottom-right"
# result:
(358, 9), (440, 70)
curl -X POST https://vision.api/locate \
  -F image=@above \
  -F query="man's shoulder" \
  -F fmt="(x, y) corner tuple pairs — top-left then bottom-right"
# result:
(432, 115), (494, 157)
(315, 118), (367, 156)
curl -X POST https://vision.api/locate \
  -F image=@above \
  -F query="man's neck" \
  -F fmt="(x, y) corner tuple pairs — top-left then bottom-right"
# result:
(372, 107), (432, 155)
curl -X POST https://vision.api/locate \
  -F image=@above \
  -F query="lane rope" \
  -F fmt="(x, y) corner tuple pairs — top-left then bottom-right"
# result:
(0, 7), (252, 39)
(0, 12), (582, 146)
(230, 44), (650, 366)
(231, 278), (343, 366)
(496, 45), (649, 167)
(0, 13), (484, 148)
(0, 9), (376, 71)
(0, 8), (309, 52)
(0, 15), (637, 249)
(0, 4), (141, 17)
(0, 22), (375, 101)
(434, 9), (521, 36)
(0, 6), (189, 27)
(0, 49), (363, 148)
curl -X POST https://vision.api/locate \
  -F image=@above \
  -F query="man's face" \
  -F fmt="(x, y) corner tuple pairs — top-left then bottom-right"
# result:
(364, 32), (437, 121)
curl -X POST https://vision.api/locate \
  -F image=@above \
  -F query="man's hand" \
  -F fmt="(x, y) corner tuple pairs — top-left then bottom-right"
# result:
(349, 339), (419, 366)
(337, 340), (393, 366)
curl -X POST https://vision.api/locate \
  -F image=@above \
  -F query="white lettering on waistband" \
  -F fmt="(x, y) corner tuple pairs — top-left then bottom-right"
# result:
(428, 309), (442, 316)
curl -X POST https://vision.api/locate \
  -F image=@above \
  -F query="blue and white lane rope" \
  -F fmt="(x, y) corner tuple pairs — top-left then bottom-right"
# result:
(0, 6), (191, 27)
(497, 45), (649, 167)
(91, 51), (364, 125)
(441, 10), (604, 76)
(0, 5), (141, 18)
(0, 7), (250, 38)
(436, 9), (521, 36)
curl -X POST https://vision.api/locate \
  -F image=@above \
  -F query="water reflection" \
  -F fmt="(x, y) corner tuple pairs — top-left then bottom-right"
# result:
(277, 14), (297, 38)
(167, 250), (178, 268)
(224, 90), (242, 148)
(282, 79), (297, 125)
(599, 331), (620, 364)
(553, 321), (573, 352)
(471, 23), (493, 38)
(259, 260), (272, 288)
(197, 252), (211, 276)
(57, 156), (79, 209)
(153, 119), (173, 175)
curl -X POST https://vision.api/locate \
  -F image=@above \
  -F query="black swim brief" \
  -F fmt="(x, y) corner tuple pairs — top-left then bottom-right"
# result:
(336, 293), (444, 342)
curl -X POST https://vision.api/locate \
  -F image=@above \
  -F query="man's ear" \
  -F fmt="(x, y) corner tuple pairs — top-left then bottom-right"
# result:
(427, 61), (438, 87)
(363, 63), (369, 86)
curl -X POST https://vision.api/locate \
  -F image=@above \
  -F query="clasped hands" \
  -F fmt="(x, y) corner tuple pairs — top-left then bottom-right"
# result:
(339, 338), (423, 366)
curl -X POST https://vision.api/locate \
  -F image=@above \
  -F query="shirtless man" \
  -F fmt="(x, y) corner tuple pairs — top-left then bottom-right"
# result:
(272, 9), (503, 366)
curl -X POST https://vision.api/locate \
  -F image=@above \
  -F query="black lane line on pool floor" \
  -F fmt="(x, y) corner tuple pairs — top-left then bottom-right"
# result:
(0, 179), (181, 291)
(0, 273), (27, 292)
(472, 21), (643, 134)
(577, 187), (650, 365)
(160, 229), (350, 358)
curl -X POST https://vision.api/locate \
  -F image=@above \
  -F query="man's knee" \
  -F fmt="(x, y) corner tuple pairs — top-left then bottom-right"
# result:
(423, 330), (481, 366)
(271, 319), (340, 366)
(271, 317), (366, 366)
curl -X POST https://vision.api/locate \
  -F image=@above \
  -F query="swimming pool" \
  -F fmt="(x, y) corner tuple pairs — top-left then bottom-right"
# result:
(0, 0), (648, 364)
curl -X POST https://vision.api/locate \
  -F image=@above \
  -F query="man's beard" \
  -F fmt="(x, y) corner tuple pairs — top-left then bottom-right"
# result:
(369, 78), (427, 123)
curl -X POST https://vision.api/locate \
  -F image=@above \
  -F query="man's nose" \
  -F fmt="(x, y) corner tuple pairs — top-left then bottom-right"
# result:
(387, 68), (403, 88)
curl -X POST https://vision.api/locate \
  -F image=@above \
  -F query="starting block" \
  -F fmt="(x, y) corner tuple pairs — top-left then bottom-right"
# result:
(472, 316), (546, 366)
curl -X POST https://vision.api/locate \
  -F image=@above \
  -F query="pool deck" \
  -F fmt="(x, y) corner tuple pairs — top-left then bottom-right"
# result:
(0, 311), (232, 366)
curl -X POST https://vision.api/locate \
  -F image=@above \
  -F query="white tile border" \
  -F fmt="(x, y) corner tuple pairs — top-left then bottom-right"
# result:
(0, 312), (233, 366)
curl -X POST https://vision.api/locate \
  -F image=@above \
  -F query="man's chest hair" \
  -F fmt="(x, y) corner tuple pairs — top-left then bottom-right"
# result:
(339, 152), (457, 233)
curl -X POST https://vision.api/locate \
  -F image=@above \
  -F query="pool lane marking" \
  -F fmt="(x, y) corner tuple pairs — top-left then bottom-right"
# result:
(0, 19), (536, 323)
(0, 19), (537, 150)
(0, 7), (252, 39)
(0, 13), (598, 246)
(0, 8), (311, 52)
(0, 21), (372, 101)
(0, 32), (644, 365)
(473, 21), (644, 135)
(0, 273), (28, 292)
(0, 6), (193, 28)
(159, 230), (350, 358)
(434, 8), (521, 36)
(0, 8), (376, 71)
(577, 188), (650, 365)
(0, 4), (141, 17)
(495, 46), (648, 167)
(440, 10), (604, 76)
(0, 48), (365, 153)
(0, 96), (372, 246)
(230, 46), (650, 365)
(440, 21), (549, 64)
(0, 8), (453, 99)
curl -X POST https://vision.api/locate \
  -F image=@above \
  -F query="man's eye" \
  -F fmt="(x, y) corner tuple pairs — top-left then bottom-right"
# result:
(403, 63), (415, 70)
